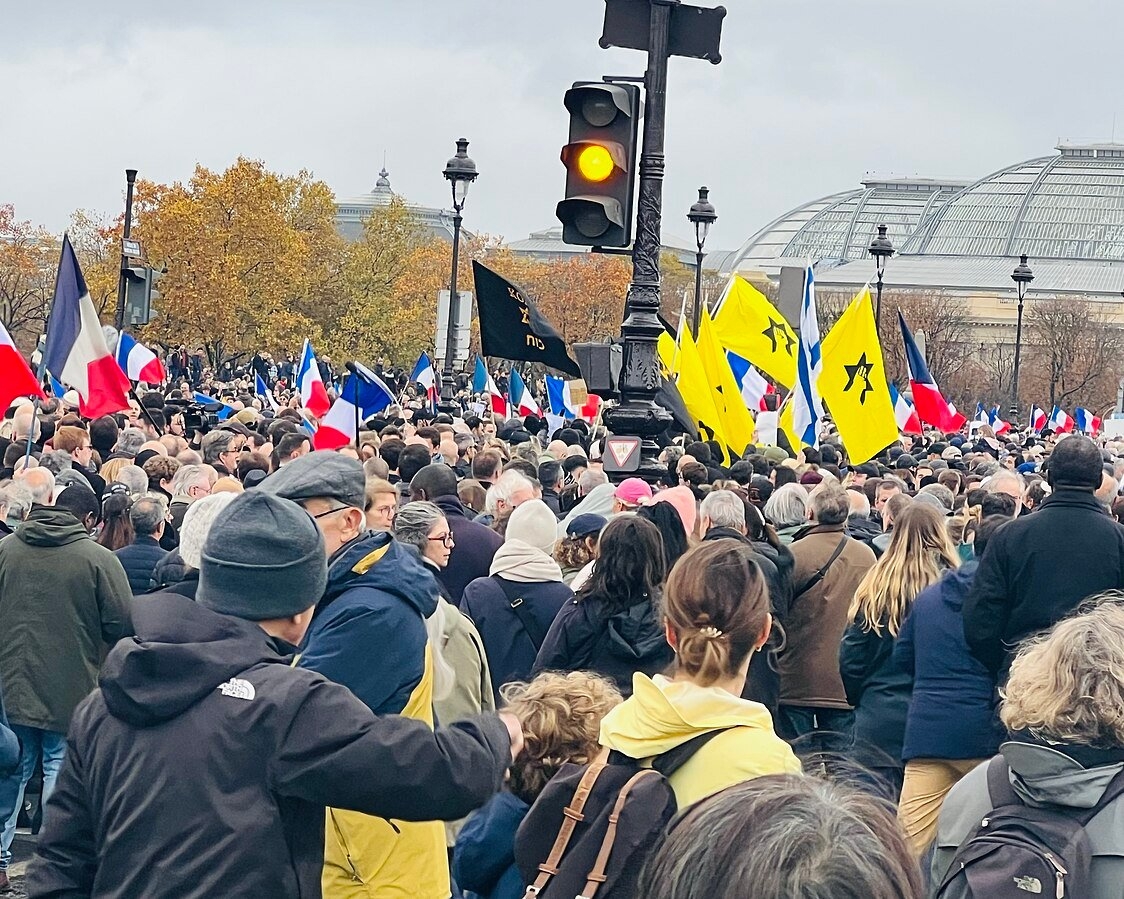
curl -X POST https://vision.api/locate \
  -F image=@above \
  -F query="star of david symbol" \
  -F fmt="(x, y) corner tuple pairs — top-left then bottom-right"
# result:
(762, 318), (796, 357)
(843, 353), (875, 405)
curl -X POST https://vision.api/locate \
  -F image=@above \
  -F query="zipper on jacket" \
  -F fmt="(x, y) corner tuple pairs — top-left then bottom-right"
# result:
(1045, 853), (1067, 898)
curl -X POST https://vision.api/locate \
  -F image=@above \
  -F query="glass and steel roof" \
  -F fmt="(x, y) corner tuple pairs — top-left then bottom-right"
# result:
(903, 144), (1124, 261)
(723, 176), (968, 275)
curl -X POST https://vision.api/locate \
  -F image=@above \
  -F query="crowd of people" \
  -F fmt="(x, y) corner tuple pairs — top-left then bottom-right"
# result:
(2, 372), (1124, 898)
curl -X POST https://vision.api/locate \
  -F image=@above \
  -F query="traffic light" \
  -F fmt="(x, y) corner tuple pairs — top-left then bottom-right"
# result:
(557, 81), (641, 248)
(122, 265), (163, 326)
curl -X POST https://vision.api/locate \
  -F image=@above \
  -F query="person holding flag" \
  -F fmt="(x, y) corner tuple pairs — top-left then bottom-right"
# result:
(314, 362), (396, 450)
(409, 352), (438, 411)
(297, 339), (330, 418)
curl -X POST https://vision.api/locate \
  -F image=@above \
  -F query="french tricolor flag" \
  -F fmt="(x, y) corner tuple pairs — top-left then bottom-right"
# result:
(473, 357), (507, 418)
(297, 338), (330, 418)
(314, 362), (395, 450)
(889, 384), (922, 435)
(726, 349), (773, 412)
(0, 321), (45, 413)
(988, 406), (1011, 435)
(1029, 405), (1048, 432)
(409, 352), (437, 407)
(42, 236), (131, 419)
(1074, 407), (1102, 435)
(509, 367), (541, 417)
(115, 332), (166, 384)
(898, 311), (965, 432)
(1048, 406), (1074, 433)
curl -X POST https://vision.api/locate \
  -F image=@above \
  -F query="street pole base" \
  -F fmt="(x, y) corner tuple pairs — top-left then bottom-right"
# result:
(603, 400), (671, 485)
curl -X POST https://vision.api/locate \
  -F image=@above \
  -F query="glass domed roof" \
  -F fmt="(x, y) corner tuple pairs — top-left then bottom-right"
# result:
(903, 144), (1124, 261)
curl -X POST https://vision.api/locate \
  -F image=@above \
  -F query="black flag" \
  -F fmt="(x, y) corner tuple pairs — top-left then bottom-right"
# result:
(471, 261), (582, 378)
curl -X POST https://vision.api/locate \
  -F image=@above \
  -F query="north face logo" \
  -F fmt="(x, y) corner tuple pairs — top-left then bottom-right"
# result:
(218, 678), (256, 701)
(1013, 875), (1042, 893)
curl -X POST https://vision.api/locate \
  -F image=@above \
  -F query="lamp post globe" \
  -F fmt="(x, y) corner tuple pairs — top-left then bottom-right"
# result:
(440, 138), (478, 409)
(1009, 254), (1034, 419)
(687, 186), (717, 335)
(867, 223), (894, 331)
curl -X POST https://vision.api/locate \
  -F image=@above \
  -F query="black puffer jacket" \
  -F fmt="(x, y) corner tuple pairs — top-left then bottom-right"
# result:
(27, 593), (511, 899)
(113, 536), (167, 593)
(531, 592), (674, 697)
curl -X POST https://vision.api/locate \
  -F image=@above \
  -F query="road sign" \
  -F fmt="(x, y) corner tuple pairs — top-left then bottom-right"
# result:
(122, 238), (142, 259)
(603, 435), (641, 473)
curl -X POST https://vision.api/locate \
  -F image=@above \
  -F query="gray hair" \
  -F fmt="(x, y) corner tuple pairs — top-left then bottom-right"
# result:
(763, 482), (808, 529)
(38, 450), (73, 476)
(918, 483), (956, 512)
(15, 467), (55, 505)
(638, 774), (923, 899)
(847, 489), (871, 518)
(129, 495), (167, 536)
(485, 470), (534, 515)
(700, 490), (746, 531)
(878, 475), (908, 493)
(985, 469), (1024, 494)
(170, 464), (210, 497)
(114, 427), (146, 456)
(808, 483), (850, 526)
(393, 500), (445, 552)
(1, 483), (34, 525)
(116, 465), (149, 497)
(201, 429), (237, 465)
(577, 468), (608, 494)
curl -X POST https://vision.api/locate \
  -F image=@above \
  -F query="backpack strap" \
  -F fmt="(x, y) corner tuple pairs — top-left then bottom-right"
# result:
(522, 754), (609, 899)
(651, 728), (734, 778)
(493, 576), (549, 652)
(578, 769), (662, 899)
(792, 536), (848, 601)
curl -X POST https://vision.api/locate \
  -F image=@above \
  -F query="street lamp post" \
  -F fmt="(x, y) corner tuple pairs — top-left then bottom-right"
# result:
(440, 138), (478, 409)
(687, 186), (717, 336)
(113, 168), (138, 333)
(1009, 254), (1034, 420)
(867, 223), (894, 331)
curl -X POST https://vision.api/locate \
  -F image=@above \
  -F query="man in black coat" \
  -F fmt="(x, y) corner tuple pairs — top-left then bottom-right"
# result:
(27, 491), (520, 899)
(964, 435), (1124, 681)
(113, 496), (168, 593)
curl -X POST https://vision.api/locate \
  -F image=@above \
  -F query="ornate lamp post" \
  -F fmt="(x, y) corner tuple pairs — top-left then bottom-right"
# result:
(440, 138), (478, 407)
(1009, 254), (1034, 419)
(867, 223), (895, 331)
(687, 186), (717, 335)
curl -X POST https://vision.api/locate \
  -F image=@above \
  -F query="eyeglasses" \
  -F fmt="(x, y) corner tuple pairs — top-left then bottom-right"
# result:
(373, 503), (397, 518)
(310, 505), (350, 521)
(427, 532), (454, 547)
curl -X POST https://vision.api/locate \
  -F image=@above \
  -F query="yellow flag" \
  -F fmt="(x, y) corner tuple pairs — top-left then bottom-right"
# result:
(657, 328), (730, 463)
(697, 306), (756, 457)
(712, 275), (798, 388)
(818, 287), (899, 464)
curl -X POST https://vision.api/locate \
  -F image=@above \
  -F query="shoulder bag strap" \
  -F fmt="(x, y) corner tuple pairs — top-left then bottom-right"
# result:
(579, 769), (662, 899)
(493, 576), (549, 652)
(985, 755), (1020, 807)
(650, 727), (734, 778)
(523, 753), (609, 899)
(792, 536), (849, 601)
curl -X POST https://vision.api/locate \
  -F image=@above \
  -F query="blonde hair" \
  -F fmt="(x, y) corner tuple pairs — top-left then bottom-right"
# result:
(1001, 596), (1124, 746)
(500, 671), (622, 804)
(850, 504), (959, 636)
(364, 477), (395, 511)
(99, 457), (130, 485)
(211, 477), (244, 494)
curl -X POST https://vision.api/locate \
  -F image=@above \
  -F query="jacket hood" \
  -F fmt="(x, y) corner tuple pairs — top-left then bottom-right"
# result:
(603, 598), (671, 662)
(99, 593), (284, 727)
(489, 539), (564, 583)
(557, 483), (618, 537)
(453, 791), (529, 894)
(600, 673), (775, 757)
(938, 562), (978, 610)
(1001, 739), (1124, 810)
(17, 507), (90, 547)
(323, 530), (439, 620)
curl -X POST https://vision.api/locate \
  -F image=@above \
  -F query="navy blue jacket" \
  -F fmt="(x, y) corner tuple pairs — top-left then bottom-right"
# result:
(840, 616), (912, 770)
(461, 576), (572, 703)
(893, 563), (1003, 761)
(454, 791), (530, 899)
(433, 495), (504, 604)
(299, 532), (438, 715)
(114, 535), (168, 594)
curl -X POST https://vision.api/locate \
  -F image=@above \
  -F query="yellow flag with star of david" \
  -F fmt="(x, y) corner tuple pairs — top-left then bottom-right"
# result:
(817, 285), (899, 464)
(711, 275), (798, 388)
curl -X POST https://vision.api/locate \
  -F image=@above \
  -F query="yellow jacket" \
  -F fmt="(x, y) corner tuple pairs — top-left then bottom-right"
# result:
(322, 646), (449, 899)
(599, 672), (801, 808)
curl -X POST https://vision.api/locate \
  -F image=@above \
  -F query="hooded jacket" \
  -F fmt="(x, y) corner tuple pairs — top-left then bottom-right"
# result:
(0, 507), (133, 733)
(26, 593), (510, 899)
(297, 531), (449, 899)
(932, 740), (1124, 897)
(453, 792), (530, 899)
(432, 494), (504, 604)
(599, 673), (801, 809)
(462, 543), (573, 703)
(531, 593), (674, 697)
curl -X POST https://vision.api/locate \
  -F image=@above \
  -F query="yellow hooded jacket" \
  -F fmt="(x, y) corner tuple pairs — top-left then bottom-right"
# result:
(599, 673), (801, 809)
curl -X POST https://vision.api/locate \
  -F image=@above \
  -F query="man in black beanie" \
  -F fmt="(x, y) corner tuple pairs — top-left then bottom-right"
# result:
(28, 491), (521, 899)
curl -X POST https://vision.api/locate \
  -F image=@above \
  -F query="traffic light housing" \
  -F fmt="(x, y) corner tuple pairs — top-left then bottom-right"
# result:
(557, 81), (641, 247)
(122, 265), (164, 326)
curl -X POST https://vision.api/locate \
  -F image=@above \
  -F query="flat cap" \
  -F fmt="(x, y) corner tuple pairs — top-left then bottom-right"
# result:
(259, 449), (366, 509)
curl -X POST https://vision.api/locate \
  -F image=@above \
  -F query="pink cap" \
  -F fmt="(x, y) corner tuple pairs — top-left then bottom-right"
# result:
(651, 485), (697, 536)
(614, 477), (653, 508)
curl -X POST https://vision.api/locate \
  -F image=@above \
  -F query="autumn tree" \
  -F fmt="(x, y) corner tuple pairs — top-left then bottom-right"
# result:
(0, 204), (58, 352)
(68, 209), (122, 323)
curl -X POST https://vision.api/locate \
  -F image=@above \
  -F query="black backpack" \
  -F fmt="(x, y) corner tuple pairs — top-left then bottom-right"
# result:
(513, 730), (728, 899)
(935, 756), (1124, 899)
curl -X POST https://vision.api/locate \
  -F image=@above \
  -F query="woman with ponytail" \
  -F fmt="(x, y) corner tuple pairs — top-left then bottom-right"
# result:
(598, 541), (801, 808)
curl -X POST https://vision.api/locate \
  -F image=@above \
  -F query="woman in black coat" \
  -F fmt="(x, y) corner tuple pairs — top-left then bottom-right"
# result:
(532, 516), (674, 697)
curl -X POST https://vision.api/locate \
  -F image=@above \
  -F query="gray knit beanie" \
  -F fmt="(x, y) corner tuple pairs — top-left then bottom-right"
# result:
(197, 491), (326, 621)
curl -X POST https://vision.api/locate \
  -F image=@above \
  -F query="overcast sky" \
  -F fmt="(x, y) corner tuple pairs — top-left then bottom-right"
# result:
(2, 1), (1121, 253)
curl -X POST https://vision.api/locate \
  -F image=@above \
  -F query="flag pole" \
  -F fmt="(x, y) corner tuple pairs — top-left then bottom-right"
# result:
(344, 362), (361, 449)
(23, 235), (70, 469)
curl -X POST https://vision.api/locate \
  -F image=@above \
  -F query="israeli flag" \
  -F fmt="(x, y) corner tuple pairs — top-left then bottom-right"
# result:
(791, 264), (823, 448)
